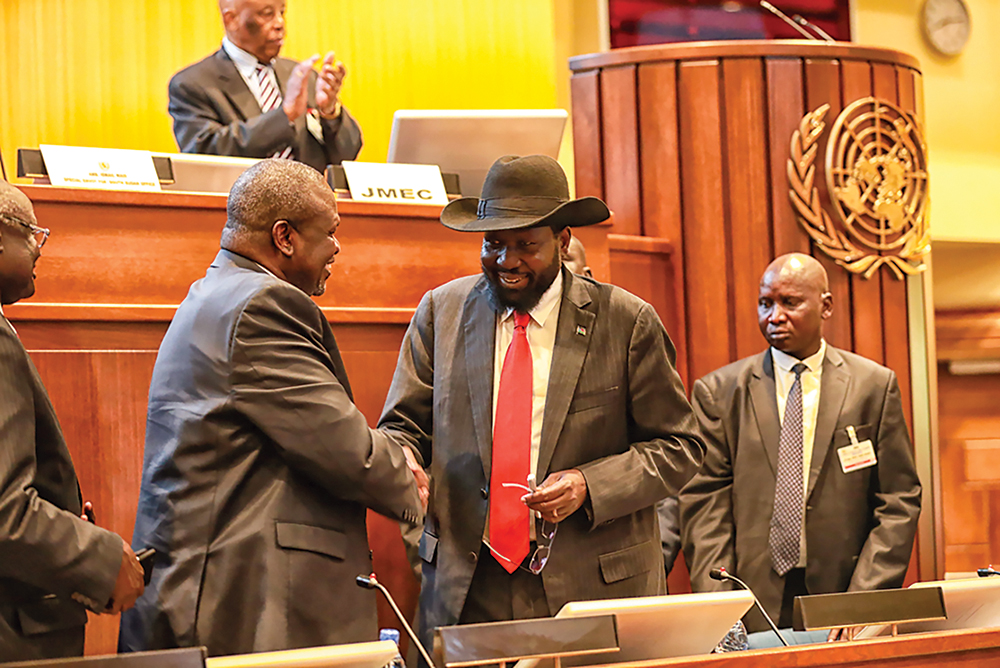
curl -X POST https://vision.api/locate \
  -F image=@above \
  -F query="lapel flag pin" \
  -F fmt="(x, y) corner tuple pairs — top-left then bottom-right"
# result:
(576, 325), (587, 336)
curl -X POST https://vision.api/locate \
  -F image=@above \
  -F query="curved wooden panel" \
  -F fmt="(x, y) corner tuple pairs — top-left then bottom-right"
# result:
(723, 58), (773, 360)
(767, 58), (809, 257)
(570, 40), (921, 72)
(599, 66), (642, 235)
(678, 59), (731, 382)
(570, 70), (604, 200)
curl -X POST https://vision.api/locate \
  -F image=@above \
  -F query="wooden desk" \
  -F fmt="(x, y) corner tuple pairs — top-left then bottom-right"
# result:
(592, 627), (1000, 667)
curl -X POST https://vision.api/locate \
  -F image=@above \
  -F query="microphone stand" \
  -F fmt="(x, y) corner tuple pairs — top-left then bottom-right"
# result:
(792, 15), (836, 42)
(357, 574), (437, 668)
(759, 1), (817, 40)
(710, 568), (789, 647)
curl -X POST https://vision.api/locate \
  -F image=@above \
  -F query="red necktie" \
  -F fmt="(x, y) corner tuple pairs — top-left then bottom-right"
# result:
(490, 311), (532, 573)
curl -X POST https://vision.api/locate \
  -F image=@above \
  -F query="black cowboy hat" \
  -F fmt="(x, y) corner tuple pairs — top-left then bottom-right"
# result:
(440, 154), (610, 232)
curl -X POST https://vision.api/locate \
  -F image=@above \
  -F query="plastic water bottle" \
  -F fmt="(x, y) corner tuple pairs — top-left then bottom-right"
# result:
(379, 628), (406, 668)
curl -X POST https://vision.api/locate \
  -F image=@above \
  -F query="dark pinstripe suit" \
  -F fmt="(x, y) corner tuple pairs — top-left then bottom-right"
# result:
(679, 347), (921, 632)
(378, 268), (705, 647)
(0, 315), (122, 660)
(119, 250), (422, 656)
(168, 49), (362, 173)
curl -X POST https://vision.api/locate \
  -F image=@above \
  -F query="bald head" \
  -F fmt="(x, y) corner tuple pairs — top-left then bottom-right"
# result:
(222, 158), (341, 296)
(223, 158), (331, 241)
(0, 181), (33, 220)
(761, 253), (829, 294)
(220, 0), (286, 63)
(757, 253), (833, 359)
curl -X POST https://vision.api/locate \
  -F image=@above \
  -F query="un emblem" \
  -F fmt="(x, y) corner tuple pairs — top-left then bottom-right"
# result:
(787, 97), (930, 279)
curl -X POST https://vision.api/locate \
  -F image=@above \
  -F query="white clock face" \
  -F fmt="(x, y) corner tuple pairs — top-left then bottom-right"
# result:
(922, 0), (971, 56)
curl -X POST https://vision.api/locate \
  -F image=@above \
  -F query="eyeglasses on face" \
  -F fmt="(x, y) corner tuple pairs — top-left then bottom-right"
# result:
(0, 213), (49, 248)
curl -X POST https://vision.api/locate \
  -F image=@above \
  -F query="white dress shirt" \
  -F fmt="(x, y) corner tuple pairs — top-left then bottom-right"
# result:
(222, 36), (281, 113)
(771, 339), (826, 567)
(483, 271), (562, 544)
(492, 270), (563, 483)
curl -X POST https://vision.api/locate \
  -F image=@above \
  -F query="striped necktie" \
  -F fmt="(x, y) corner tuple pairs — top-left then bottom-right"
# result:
(770, 362), (807, 576)
(254, 63), (294, 159)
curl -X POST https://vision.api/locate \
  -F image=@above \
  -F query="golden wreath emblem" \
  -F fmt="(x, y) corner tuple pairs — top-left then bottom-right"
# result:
(787, 97), (930, 280)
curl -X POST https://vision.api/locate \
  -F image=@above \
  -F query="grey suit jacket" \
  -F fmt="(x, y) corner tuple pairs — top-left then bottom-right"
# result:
(119, 250), (421, 656)
(378, 270), (705, 647)
(0, 315), (122, 660)
(168, 49), (363, 173)
(679, 346), (921, 631)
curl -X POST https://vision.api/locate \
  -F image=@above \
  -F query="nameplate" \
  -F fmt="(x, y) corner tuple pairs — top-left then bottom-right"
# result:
(40, 144), (161, 191)
(342, 161), (448, 205)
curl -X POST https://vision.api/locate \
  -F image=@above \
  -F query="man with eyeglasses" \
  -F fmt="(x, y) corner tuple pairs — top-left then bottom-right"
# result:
(379, 155), (705, 652)
(0, 181), (145, 660)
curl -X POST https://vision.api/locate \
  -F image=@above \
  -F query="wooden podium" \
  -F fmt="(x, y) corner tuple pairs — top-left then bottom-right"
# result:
(570, 41), (930, 589)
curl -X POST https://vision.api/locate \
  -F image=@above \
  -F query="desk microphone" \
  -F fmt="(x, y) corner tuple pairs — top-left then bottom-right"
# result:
(792, 14), (836, 42)
(710, 567), (789, 647)
(356, 574), (436, 668)
(759, 1), (817, 40)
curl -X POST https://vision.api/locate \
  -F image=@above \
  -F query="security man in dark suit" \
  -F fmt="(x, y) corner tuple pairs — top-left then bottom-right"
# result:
(680, 253), (921, 641)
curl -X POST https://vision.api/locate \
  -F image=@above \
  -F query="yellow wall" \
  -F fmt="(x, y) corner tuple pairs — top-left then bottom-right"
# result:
(0, 0), (562, 175)
(853, 0), (1000, 242)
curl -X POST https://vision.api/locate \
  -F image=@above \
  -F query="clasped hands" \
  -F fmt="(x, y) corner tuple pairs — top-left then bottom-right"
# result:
(283, 51), (346, 123)
(402, 446), (430, 511)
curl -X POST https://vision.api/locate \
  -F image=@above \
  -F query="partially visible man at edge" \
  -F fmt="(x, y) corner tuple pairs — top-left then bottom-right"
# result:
(169, 0), (362, 172)
(119, 159), (426, 656)
(0, 181), (144, 660)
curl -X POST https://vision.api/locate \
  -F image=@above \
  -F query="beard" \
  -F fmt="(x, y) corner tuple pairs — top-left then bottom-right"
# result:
(483, 258), (560, 313)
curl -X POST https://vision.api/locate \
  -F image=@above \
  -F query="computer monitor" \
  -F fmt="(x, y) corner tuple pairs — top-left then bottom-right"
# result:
(204, 641), (399, 668)
(152, 152), (260, 194)
(386, 109), (568, 197)
(858, 577), (1000, 638)
(514, 590), (754, 668)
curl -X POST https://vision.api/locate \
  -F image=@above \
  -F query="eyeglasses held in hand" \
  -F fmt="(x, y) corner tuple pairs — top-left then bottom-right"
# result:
(485, 481), (559, 575)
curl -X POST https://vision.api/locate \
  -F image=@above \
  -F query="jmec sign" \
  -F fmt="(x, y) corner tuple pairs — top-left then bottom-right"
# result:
(342, 161), (448, 205)
(358, 187), (434, 201)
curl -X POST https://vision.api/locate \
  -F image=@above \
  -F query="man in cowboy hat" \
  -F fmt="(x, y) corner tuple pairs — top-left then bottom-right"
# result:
(379, 155), (705, 647)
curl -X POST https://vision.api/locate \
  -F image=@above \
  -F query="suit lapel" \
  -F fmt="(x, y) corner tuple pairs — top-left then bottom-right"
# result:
(749, 351), (781, 477)
(807, 346), (849, 500)
(537, 271), (595, 479)
(213, 49), (262, 122)
(464, 279), (498, 478)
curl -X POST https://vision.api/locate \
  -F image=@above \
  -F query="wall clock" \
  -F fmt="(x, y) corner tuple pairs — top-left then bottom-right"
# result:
(921, 0), (971, 56)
